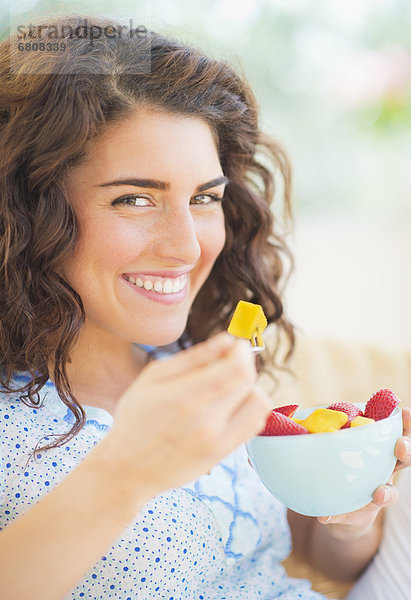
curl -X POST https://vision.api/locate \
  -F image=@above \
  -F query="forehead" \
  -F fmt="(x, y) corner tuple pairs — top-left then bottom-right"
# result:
(68, 107), (222, 185)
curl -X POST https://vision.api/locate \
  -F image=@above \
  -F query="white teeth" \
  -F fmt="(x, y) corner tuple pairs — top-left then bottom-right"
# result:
(126, 274), (187, 294)
(176, 276), (185, 292)
(163, 279), (173, 293)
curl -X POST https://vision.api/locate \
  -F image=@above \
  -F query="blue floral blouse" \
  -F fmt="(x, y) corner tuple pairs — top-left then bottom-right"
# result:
(0, 364), (326, 599)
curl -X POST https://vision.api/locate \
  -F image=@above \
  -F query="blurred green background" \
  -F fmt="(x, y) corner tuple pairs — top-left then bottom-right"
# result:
(2, 0), (411, 344)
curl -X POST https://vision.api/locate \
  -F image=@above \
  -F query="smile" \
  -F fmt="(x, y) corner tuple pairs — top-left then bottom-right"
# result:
(122, 273), (188, 295)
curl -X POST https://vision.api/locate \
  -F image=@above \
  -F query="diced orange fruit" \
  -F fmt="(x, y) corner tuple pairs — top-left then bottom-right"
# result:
(299, 408), (348, 433)
(350, 415), (375, 427)
(227, 300), (267, 346)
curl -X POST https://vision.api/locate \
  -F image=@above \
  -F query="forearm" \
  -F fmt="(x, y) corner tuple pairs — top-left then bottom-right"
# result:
(289, 510), (384, 582)
(0, 434), (151, 600)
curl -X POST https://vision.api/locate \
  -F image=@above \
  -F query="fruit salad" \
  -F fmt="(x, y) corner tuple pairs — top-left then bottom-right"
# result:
(259, 389), (400, 436)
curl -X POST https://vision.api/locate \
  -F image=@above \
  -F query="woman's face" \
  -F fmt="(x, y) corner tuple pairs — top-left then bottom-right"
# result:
(61, 107), (227, 346)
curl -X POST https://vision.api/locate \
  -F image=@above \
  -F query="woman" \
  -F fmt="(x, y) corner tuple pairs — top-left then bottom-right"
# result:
(1, 15), (410, 599)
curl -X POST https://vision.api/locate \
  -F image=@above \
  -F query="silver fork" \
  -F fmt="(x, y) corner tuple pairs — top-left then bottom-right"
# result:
(250, 332), (265, 353)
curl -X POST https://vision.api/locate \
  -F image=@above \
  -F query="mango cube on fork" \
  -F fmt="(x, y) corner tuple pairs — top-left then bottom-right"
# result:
(227, 300), (267, 352)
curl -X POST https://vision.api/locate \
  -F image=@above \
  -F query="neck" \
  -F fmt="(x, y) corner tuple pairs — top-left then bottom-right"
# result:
(49, 321), (149, 410)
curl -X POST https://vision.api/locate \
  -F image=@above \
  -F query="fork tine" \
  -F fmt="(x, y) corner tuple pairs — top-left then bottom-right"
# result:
(250, 343), (265, 353)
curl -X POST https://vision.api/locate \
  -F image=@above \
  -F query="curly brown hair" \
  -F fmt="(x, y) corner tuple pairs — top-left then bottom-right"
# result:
(0, 14), (295, 455)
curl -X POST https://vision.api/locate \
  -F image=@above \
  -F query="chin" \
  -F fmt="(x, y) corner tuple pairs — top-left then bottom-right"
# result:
(134, 325), (187, 348)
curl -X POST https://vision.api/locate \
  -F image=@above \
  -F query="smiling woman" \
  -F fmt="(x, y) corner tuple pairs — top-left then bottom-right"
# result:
(0, 14), (294, 452)
(0, 13), (325, 600)
(1, 12), (410, 600)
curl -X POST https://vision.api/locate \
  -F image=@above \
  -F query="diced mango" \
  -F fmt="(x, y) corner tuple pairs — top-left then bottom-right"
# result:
(227, 300), (267, 347)
(300, 408), (348, 433)
(350, 416), (375, 428)
(291, 418), (305, 425)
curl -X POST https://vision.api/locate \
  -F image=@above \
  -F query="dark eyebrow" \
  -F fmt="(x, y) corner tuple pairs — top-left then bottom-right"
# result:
(96, 175), (230, 192)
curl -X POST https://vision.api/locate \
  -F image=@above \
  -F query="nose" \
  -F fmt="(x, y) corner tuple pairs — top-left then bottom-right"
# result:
(153, 205), (202, 266)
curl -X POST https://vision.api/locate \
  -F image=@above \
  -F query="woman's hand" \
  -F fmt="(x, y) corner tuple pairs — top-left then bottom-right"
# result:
(102, 332), (272, 501)
(317, 406), (411, 540)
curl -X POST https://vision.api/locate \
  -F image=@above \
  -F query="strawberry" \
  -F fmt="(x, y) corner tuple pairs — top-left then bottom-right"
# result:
(327, 401), (363, 428)
(364, 389), (400, 421)
(274, 404), (299, 418)
(259, 410), (309, 436)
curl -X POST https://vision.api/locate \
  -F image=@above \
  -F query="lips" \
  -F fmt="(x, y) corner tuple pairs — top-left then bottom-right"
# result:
(123, 269), (193, 280)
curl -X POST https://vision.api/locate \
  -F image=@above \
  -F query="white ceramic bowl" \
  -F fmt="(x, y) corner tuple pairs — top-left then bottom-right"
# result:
(246, 403), (402, 516)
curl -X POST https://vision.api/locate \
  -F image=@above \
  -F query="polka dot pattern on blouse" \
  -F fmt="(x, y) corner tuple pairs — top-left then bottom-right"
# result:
(0, 369), (326, 599)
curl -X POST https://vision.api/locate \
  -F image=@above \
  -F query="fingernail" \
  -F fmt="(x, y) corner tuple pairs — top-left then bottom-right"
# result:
(319, 516), (333, 524)
(403, 437), (411, 453)
(398, 437), (411, 459)
(382, 487), (391, 503)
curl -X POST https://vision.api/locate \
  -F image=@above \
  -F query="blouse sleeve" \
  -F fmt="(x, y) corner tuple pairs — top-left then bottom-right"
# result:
(0, 404), (6, 510)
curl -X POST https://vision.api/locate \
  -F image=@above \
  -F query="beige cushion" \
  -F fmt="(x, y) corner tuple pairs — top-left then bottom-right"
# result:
(259, 329), (411, 410)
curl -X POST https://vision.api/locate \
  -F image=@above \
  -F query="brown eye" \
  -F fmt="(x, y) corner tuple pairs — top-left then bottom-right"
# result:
(112, 195), (152, 207)
(190, 194), (223, 205)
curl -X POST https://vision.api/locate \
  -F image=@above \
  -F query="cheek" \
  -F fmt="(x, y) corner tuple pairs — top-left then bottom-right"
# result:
(64, 214), (148, 282)
(199, 214), (226, 264)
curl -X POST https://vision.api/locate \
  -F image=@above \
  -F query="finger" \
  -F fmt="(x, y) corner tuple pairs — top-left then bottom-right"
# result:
(211, 382), (272, 425)
(221, 387), (272, 451)
(394, 435), (411, 471)
(146, 331), (238, 378)
(168, 337), (257, 405)
(317, 482), (400, 532)
(391, 408), (411, 472)
(401, 407), (411, 437)
(194, 378), (257, 425)
(372, 483), (399, 508)
(317, 501), (380, 526)
(317, 485), (394, 527)
(318, 515), (334, 524)
(316, 502), (383, 540)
